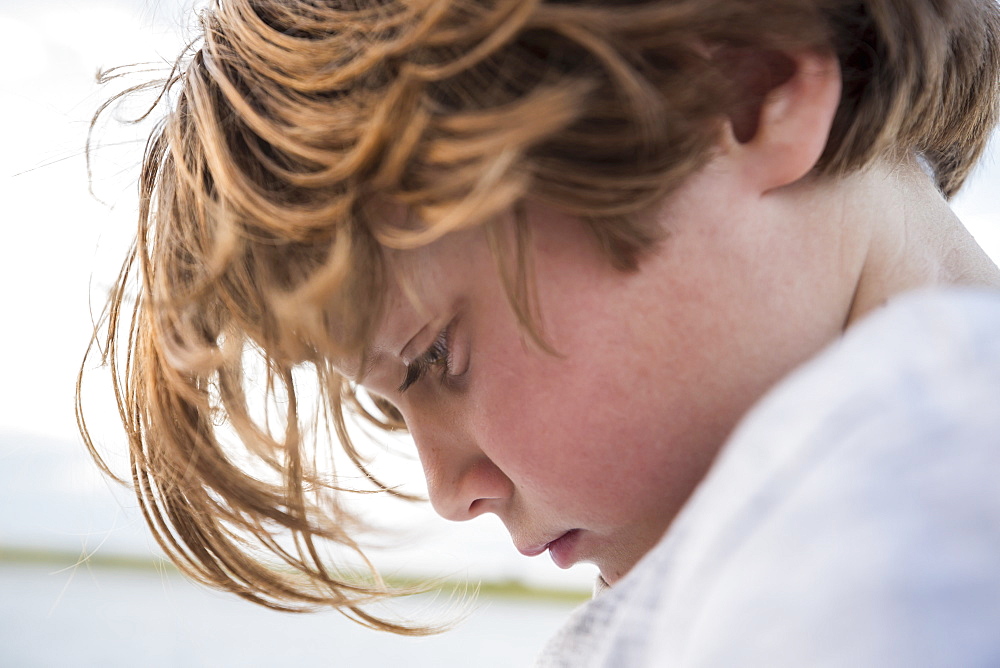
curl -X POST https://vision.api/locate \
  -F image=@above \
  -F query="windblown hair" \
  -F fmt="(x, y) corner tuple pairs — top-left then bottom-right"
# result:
(79, 0), (1000, 632)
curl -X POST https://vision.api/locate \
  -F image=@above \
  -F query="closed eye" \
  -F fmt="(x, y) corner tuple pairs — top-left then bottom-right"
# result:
(398, 326), (451, 393)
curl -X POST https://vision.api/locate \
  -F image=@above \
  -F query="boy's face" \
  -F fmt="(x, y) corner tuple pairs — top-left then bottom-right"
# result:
(352, 161), (850, 584)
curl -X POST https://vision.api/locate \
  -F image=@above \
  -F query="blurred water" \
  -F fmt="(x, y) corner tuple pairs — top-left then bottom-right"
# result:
(0, 562), (578, 667)
(0, 425), (590, 667)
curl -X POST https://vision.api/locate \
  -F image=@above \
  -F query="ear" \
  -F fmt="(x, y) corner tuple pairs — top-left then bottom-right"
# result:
(717, 48), (842, 193)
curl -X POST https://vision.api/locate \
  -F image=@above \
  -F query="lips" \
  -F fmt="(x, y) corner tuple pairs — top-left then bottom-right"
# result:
(517, 541), (551, 558)
(516, 529), (582, 569)
(546, 529), (582, 569)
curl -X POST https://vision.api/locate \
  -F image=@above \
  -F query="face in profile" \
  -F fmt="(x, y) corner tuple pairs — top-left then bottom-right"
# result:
(352, 149), (850, 584)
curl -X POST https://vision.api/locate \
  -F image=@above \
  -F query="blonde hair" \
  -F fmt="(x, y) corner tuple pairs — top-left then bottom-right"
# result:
(79, 0), (1000, 631)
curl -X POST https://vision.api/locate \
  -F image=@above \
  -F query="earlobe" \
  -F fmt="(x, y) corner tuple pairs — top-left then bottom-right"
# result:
(720, 49), (842, 193)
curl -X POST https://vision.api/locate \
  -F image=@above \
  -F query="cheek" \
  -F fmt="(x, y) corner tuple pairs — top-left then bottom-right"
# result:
(465, 331), (681, 519)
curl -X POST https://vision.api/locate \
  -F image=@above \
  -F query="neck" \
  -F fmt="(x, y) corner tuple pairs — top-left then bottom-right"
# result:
(842, 158), (1000, 326)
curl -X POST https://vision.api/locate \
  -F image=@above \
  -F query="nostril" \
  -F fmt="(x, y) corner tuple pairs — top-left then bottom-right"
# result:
(425, 455), (514, 522)
(467, 496), (494, 518)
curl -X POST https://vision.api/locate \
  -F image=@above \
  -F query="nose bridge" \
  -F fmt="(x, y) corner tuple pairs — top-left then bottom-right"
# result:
(407, 414), (513, 522)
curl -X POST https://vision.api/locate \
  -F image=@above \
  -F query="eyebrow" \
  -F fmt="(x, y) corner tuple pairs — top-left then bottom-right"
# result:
(334, 351), (399, 414)
(345, 348), (382, 385)
(350, 316), (436, 387)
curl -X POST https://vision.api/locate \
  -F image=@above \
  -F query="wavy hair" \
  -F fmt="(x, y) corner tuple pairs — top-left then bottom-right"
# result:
(79, 0), (1000, 632)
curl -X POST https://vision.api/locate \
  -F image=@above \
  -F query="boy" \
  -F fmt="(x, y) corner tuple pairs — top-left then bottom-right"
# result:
(82, 0), (1000, 662)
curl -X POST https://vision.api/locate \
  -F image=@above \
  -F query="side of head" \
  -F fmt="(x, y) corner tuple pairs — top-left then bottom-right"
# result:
(79, 0), (1000, 627)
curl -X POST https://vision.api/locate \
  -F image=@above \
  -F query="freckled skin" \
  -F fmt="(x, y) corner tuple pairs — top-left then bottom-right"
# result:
(358, 164), (854, 583)
(347, 50), (1000, 585)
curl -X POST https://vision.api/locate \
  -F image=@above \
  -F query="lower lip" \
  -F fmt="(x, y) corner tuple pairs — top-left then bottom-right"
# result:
(547, 530), (582, 569)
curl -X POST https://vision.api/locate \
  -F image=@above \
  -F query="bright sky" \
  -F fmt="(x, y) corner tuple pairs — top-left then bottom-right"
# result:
(0, 0), (998, 588)
(0, 0), (197, 442)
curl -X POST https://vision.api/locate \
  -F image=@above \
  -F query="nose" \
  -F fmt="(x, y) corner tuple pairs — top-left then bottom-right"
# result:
(407, 421), (514, 522)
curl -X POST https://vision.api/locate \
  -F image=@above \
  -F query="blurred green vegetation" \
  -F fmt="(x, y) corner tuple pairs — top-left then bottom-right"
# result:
(0, 545), (590, 604)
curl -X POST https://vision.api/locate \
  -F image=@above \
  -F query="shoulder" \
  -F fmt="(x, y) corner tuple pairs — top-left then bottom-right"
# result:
(539, 288), (1000, 667)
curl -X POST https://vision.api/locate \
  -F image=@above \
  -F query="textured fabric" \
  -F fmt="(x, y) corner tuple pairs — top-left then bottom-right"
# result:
(538, 288), (1000, 667)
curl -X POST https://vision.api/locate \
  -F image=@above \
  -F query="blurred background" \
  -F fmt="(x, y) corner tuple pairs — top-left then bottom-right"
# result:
(0, 0), (997, 665)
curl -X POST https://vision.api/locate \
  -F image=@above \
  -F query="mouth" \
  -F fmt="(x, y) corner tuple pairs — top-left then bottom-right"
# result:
(516, 529), (583, 569)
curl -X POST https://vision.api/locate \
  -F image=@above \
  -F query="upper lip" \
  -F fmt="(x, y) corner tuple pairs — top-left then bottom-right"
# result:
(516, 532), (568, 557)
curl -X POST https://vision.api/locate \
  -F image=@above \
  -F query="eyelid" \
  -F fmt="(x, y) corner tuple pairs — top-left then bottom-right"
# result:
(398, 325), (451, 394)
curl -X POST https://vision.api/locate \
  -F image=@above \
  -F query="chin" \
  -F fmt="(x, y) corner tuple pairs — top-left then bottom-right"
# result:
(597, 560), (631, 587)
(595, 541), (655, 586)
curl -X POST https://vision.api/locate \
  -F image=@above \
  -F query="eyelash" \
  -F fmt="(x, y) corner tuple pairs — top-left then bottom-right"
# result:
(398, 326), (452, 393)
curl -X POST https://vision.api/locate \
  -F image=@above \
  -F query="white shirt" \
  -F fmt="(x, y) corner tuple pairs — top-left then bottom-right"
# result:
(538, 289), (1000, 667)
